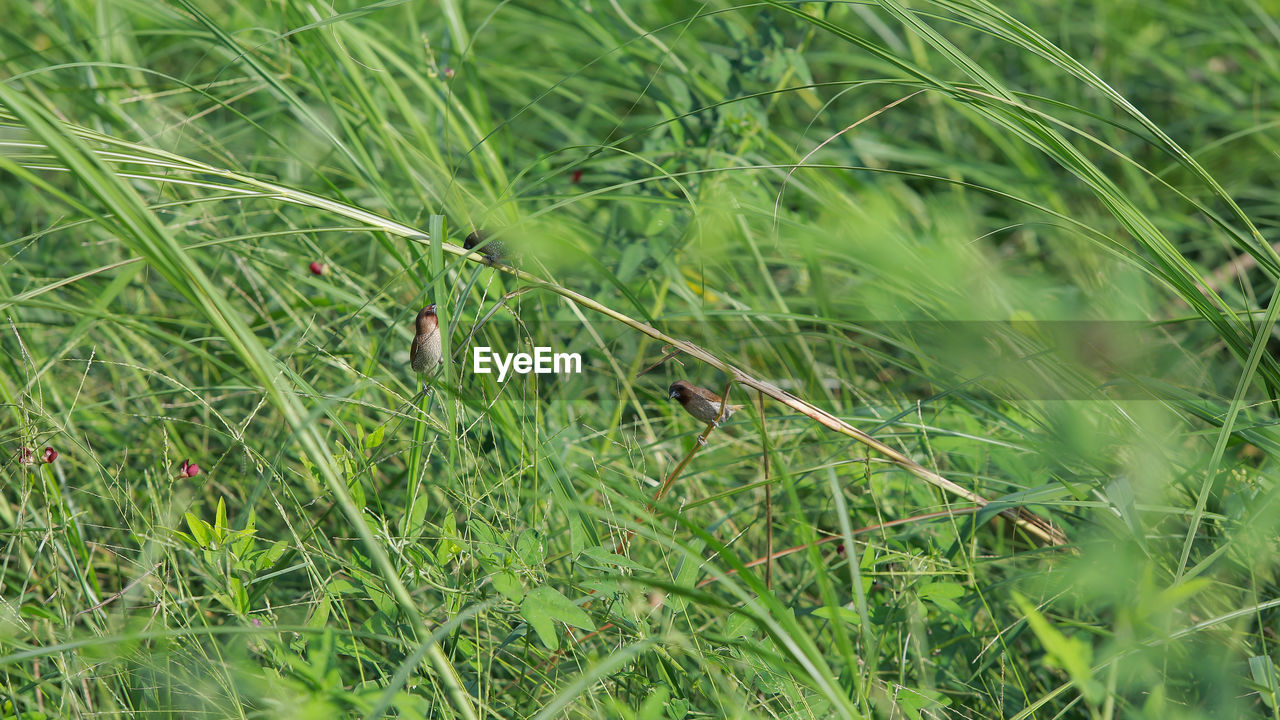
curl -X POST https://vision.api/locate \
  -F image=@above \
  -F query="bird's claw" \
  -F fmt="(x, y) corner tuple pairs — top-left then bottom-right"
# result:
(697, 436), (708, 447)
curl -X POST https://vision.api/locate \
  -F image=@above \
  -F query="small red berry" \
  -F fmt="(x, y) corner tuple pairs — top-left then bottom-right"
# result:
(308, 261), (327, 276)
(179, 459), (201, 478)
(571, 169), (583, 184)
(41, 447), (58, 463)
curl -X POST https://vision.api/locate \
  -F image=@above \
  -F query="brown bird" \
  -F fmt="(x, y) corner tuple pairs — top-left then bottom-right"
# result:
(669, 380), (743, 428)
(410, 304), (442, 390)
(463, 230), (505, 266)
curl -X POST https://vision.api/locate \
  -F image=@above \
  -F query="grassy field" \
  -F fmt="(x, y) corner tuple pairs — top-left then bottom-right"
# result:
(2, 1), (1279, 717)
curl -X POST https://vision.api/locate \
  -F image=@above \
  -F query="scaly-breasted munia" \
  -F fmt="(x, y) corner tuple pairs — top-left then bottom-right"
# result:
(410, 304), (442, 390)
(463, 230), (505, 266)
(669, 381), (743, 426)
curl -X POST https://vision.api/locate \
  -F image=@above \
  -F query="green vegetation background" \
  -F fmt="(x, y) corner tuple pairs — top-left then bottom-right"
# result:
(2, 1), (1279, 718)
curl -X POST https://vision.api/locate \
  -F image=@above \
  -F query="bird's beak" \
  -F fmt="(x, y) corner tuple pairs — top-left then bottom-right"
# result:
(669, 391), (678, 400)
(426, 303), (436, 312)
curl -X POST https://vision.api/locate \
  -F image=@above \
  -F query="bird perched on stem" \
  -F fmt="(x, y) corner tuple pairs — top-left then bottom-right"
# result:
(410, 304), (442, 391)
(669, 380), (743, 429)
(464, 230), (506, 266)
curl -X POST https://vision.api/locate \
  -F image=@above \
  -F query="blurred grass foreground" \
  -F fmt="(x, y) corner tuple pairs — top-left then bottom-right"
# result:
(3, 1), (1280, 718)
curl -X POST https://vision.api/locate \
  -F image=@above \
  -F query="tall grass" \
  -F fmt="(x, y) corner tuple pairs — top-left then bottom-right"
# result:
(2, 1), (1278, 718)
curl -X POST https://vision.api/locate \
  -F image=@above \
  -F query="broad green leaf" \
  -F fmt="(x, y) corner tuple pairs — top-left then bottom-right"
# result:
(529, 586), (594, 630)
(521, 586), (595, 649)
(214, 497), (227, 544)
(347, 474), (365, 508)
(521, 594), (557, 650)
(19, 604), (59, 622)
(327, 579), (361, 596)
(724, 611), (755, 637)
(918, 582), (967, 618)
(1249, 655), (1279, 709)
(581, 546), (652, 572)
(812, 605), (862, 626)
(516, 530), (545, 566)
(185, 512), (212, 547)
(916, 581), (964, 600)
(580, 578), (619, 595)
(492, 571), (524, 603)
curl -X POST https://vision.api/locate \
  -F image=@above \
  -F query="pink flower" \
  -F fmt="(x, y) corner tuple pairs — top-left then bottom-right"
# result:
(179, 459), (201, 478)
(308, 261), (327, 276)
(41, 447), (58, 463)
